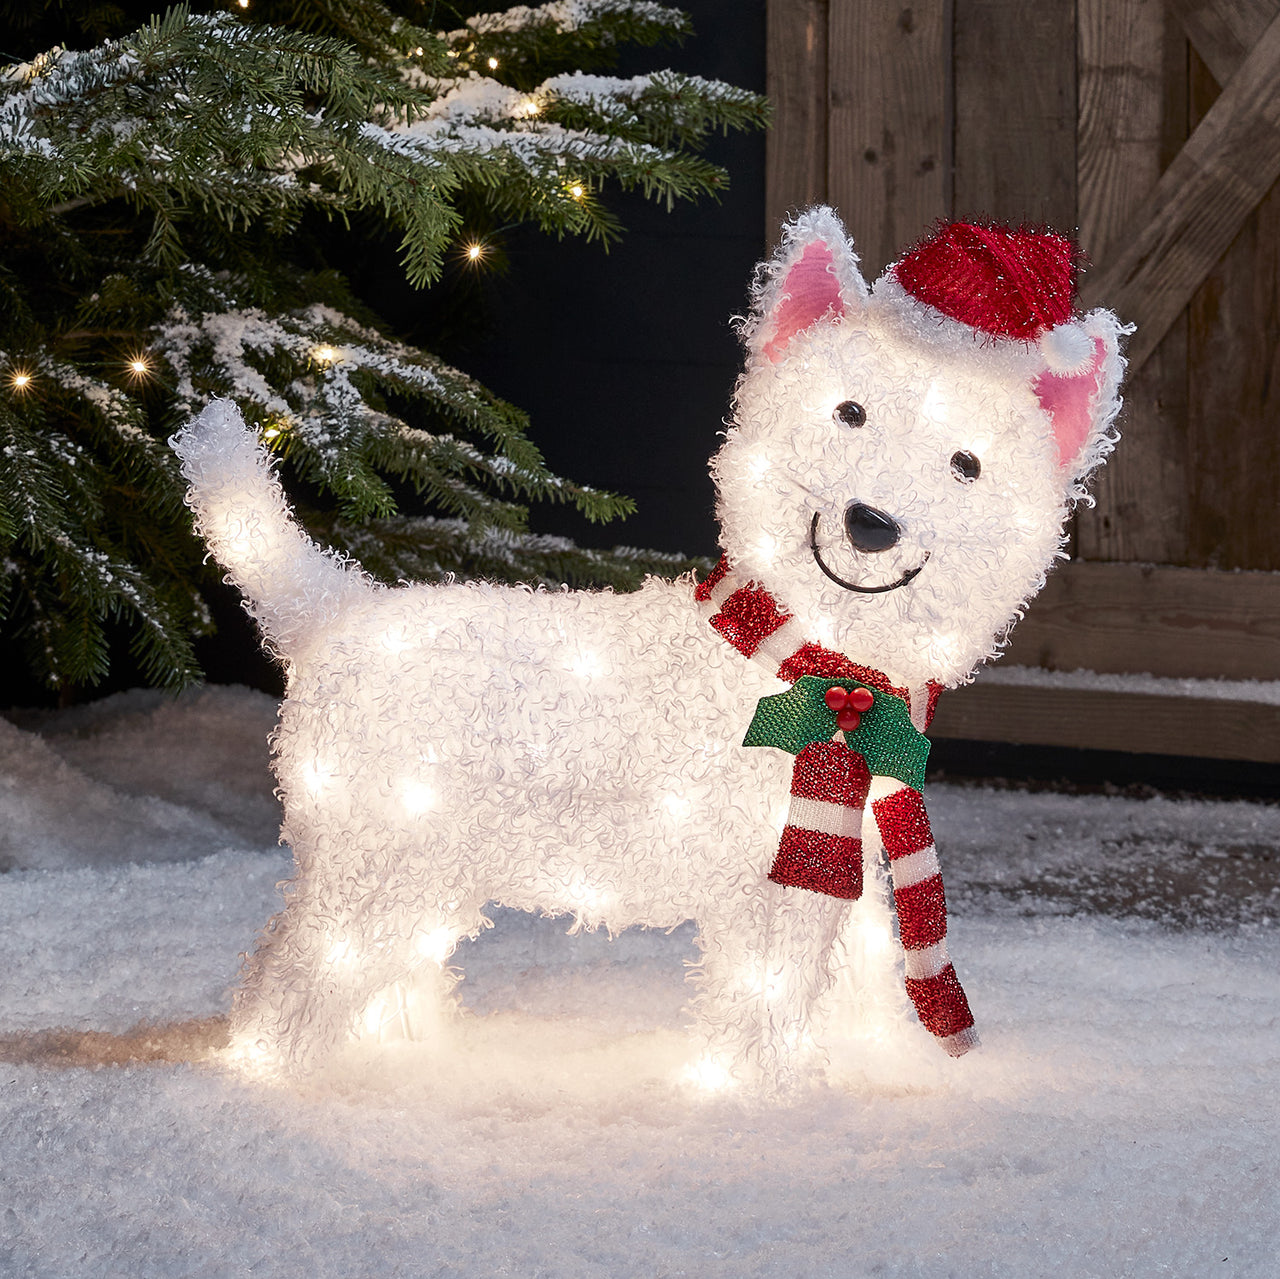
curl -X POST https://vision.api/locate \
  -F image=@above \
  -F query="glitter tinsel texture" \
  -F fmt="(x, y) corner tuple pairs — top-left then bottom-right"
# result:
(893, 221), (1080, 340)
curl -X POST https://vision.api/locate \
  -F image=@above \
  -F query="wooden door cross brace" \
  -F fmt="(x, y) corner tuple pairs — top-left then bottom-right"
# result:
(1080, 0), (1280, 372)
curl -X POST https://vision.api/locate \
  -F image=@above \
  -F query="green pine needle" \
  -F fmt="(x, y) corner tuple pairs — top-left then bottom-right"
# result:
(0, 0), (765, 693)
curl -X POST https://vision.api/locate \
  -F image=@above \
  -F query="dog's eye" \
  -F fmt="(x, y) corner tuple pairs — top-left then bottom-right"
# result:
(833, 400), (866, 428)
(950, 450), (981, 483)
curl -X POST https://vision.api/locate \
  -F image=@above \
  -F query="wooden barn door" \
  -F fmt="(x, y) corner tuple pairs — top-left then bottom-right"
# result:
(766, 0), (1280, 763)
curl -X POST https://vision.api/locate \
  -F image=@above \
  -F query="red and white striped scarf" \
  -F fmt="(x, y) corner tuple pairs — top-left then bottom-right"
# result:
(696, 558), (978, 1055)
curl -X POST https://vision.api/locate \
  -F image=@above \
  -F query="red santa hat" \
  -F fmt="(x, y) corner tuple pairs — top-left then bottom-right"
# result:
(891, 221), (1095, 373)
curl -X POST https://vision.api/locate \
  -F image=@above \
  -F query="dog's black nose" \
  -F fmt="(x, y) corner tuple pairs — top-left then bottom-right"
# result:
(843, 502), (901, 553)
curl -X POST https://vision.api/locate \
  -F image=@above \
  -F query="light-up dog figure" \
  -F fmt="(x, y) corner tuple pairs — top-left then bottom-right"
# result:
(174, 208), (1125, 1089)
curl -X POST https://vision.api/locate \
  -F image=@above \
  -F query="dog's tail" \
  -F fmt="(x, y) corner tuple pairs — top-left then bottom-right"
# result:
(171, 400), (373, 656)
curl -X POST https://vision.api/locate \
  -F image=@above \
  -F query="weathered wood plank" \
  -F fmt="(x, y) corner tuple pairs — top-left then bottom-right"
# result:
(826, 0), (949, 276)
(1184, 47), (1280, 572)
(1002, 560), (1280, 680)
(929, 683), (1280, 762)
(1079, 7), (1280, 372)
(1071, 318), (1192, 565)
(1168, 0), (1279, 85)
(1076, 0), (1167, 261)
(1073, 0), (1190, 565)
(765, 0), (829, 238)
(952, 0), (1076, 229)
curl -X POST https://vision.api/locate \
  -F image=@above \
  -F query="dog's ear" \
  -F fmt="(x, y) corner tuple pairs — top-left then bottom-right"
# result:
(743, 206), (869, 364)
(1031, 311), (1129, 485)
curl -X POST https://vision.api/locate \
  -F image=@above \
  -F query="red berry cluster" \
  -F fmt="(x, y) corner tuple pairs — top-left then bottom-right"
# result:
(824, 685), (875, 733)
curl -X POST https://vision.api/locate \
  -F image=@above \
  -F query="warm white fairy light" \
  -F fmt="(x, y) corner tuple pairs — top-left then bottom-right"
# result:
(400, 778), (436, 816)
(361, 990), (395, 1038)
(381, 626), (413, 653)
(125, 354), (152, 381)
(569, 648), (602, 680)
(222, 1034), (275, 1079)
(686, 1056), (735, 1093)
(465, 241), (485, 263)
(487, 56), (499, 70)
(568, 182), (586, 201)
(564, 873), (609, 913)
(415, 927), (455, 965)
(301, 760), (332, 797)
(313, 345), (338, 365)
(8, 370), (32, 391)
(755, 532), (780, 565)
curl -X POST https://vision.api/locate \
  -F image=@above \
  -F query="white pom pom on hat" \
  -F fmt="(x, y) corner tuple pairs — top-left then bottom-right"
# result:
(1038, 321), (1096, 374)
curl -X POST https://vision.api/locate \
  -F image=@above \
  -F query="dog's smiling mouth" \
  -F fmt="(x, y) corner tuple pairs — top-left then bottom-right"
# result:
(808, 512), (929, 594)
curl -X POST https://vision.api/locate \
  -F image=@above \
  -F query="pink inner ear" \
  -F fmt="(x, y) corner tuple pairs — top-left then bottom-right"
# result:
(762, 241), (845, 362)
(1033, 338), (1106, 468)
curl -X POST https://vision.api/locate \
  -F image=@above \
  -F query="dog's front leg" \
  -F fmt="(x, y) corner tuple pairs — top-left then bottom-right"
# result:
(688, 883), (848, 1093)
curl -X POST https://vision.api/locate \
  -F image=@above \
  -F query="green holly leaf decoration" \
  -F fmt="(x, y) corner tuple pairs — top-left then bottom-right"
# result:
(743, 675), (930, 791)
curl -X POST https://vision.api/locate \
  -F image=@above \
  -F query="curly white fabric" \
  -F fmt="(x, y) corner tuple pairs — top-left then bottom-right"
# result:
(172, 205), (1126, 1092)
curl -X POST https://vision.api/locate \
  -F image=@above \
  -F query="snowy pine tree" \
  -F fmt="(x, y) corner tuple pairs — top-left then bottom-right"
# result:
(0, 0), (765, 693)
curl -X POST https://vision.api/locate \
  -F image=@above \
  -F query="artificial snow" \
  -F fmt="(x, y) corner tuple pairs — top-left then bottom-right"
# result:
(1, 683), (1277, 1276)
(976, 660), (1280, 707)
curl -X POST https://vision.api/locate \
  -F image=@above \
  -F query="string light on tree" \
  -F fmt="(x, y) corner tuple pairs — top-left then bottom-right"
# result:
(0, 0), (769, 701)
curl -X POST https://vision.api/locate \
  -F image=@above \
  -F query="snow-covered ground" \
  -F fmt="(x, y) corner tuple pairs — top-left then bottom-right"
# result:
(1, 685), (1277, 1277)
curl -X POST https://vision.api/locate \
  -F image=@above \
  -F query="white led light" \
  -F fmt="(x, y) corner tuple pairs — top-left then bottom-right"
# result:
(401, 778), (435, 815)
(570, 650), (602, 680)
(661, 792), (692, 820)
(361, 991), (391, 1038)
(415, 927), (454, 965)
(301, 760), (331, 796)
(382, 627), (412, 654)
(686, 1056), (734, 1093)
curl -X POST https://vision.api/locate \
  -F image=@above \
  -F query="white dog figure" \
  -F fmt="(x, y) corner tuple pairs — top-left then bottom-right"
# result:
(173, 207), (1125, 1091)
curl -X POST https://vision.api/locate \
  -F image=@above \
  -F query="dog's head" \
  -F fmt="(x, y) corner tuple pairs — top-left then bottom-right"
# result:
(712, 207), (1127, 689)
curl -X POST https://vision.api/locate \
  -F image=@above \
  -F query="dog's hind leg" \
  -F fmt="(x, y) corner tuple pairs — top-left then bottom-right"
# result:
(226, 876), (360, 1076)
(688, 884), (849, 1094)
(227, 838), (482, 1076)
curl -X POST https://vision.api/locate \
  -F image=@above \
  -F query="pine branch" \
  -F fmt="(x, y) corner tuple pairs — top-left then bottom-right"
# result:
(152, 294), (636, 524)
(317, 509), (711, 592)
(0, 1), (764, 693)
